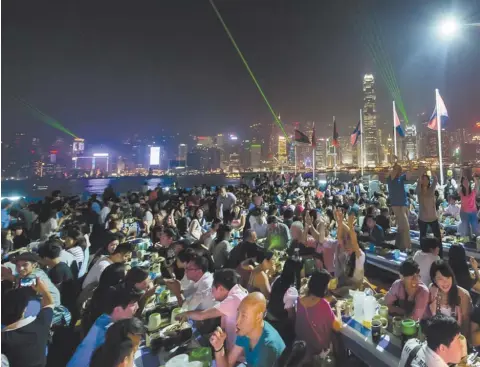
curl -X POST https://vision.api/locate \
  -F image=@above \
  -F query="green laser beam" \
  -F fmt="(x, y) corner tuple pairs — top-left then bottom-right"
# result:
(355, 6), (409, 124)
(208, 0), (288, 139)
(15, 96), (78, 138)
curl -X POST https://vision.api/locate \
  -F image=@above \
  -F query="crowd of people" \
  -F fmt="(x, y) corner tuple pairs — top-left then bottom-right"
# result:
(1, 163), (480, 367)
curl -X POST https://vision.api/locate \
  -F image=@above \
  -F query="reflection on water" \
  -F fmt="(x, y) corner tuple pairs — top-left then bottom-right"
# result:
(86, 179), (113, 195)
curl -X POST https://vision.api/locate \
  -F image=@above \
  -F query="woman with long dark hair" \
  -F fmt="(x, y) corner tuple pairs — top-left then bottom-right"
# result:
(295, 269), (342, 361)
(458, 176), (479, 239)
(428, 259), (472, 337)
(80, 263), (127, 335)
(267, 258), (302, 345)
(448, 245), (480, 292)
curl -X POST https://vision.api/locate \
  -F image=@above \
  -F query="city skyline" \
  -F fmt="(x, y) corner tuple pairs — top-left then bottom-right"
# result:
(2, 0), (479, 143)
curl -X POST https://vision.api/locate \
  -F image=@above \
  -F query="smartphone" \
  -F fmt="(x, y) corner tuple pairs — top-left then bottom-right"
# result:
(304, 258), (316, 277)
(20, 278), (36, 287)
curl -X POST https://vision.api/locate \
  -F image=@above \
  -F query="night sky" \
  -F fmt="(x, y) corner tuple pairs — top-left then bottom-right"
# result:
(2, 0), (479, 143)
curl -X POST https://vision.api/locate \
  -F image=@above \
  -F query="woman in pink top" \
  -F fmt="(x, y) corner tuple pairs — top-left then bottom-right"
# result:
(295, 269), (342, 360)
(458, 176), (479, 238)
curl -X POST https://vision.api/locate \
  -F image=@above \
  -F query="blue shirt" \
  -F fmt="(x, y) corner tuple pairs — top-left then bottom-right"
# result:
(91, 202), (101, 214)
(67, 314), (112, 367)
(1, 209), (10, 229)
(235, 321), (285, 367)
(387, 174), (408, 207)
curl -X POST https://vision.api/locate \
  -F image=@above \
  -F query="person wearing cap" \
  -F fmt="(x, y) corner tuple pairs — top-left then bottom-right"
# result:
(265, 215), (290, 251)
(384, 258), (429, 321)
(2, 278), (55, 367)
(67, 284), (141, 367)
(82, 243), (133, 290)
(1, 252), (62, 308)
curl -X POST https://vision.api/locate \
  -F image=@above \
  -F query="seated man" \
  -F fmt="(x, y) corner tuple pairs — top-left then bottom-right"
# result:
(67, 284), (141, 367)
(399, 314), (465, 367)
(266, 216), (291, 251)
(2, 278), (54, 367)
(166, 255), (216, 311)
(384, 259), (429, 321)
(82, 243), (133, 289)
(210, 292), (285, 367)
(375, 208), (391, 233)
(443, 195), (461, 220)
(360, 215), (385, 245)
(38, 240), (74, 299)
(177, 269), (248, 352)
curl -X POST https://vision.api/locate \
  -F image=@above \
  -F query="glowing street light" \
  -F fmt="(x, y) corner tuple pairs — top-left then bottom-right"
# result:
(438, 17), (460, 39)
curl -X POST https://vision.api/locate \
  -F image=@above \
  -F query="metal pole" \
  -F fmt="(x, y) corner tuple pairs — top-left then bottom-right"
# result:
(436, 89), (444, 185)
(294, 144), (297, 175)
(360, 109), (364, 177)
(393, 101), (398, 157)
(333, 116), (337, 179)
(312, 123), (315, 181)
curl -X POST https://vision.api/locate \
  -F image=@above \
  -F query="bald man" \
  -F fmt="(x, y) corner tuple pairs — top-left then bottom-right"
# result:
(210, 292), (285, 367)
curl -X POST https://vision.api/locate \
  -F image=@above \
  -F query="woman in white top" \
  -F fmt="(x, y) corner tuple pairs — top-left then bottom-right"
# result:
(248, 208), (268, 239)
(413, 237), (441, 286)
(188, 208), (206, 241)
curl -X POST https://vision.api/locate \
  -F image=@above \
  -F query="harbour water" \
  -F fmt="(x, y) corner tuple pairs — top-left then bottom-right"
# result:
(2, 166), (477, 201)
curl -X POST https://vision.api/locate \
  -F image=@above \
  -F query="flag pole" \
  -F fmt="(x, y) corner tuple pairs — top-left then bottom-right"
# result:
(294, 143), (297, 176)
(312, 123), (315, 181)
(359, 109), (364, 177)
(333, 116), (337, 179)
(393, 101), (397, 158)
(436, 89), (444, 185)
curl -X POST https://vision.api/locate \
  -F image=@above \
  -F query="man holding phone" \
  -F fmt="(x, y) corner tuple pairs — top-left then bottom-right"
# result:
(2, 278), (54, 367)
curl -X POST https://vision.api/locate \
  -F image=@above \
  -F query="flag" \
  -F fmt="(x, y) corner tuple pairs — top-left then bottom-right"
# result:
(394, 106), (405, 137)
(350, 121), (361, 146)
(428, 91), (449, 130)
(332, 120), (339, 148)
(294, 129), (310, 144)
(311, 124), (316, 147)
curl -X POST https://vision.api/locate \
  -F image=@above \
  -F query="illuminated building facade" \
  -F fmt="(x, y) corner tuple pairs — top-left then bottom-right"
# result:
(362, 74), (378, 166)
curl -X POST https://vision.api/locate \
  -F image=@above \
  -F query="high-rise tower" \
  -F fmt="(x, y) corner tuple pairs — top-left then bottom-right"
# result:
(362, 74), (378, 166)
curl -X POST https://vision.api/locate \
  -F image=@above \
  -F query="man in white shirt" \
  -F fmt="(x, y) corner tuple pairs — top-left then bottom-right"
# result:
(167, 256), (216, 311)
(176, 269), (247, 352)
(82, 243), (133, 289)
(398, 314), (465, 367)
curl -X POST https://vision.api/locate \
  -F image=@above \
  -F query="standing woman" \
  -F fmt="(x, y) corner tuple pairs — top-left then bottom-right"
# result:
(428, 260), (472, 339)
(416, 168), (442, 257)
(458, 176), (479, 240)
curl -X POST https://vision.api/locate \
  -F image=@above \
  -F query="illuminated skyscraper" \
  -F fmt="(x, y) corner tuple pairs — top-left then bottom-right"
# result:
(278, 136), (287, 163)
(178, 144), (188, 161)
(362, 74), (378, 166)
(404, 125), (417, 161)
(250, 144), (262, 168)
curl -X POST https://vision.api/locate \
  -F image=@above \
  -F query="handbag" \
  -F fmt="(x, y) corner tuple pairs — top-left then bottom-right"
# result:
(303, 301), (336, 367)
